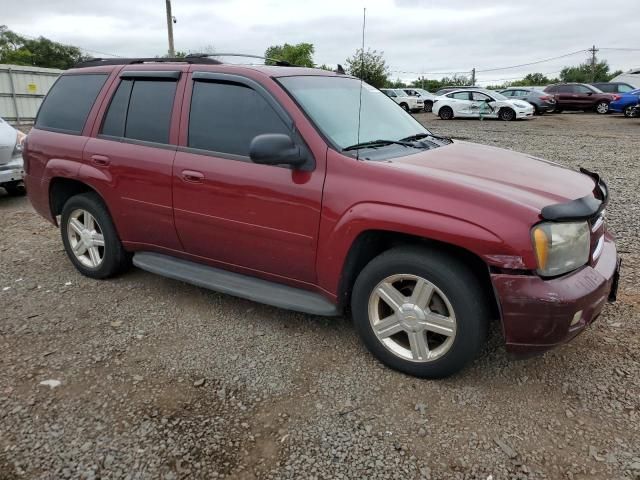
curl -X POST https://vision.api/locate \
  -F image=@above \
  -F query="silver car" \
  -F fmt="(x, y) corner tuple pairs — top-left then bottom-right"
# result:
(0, 117), (26, 196)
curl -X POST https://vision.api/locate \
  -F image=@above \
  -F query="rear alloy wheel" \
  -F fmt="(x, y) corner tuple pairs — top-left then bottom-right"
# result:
(499, 108), (516, 121)
(424, 101), (433, 113)
(438, 106), (454, 120)
(595, 101), (609, 114)
(351, 247), (489, 378)
(400, 103), (410, 112)
(623, 105), (636, 117)
(61, 192), (130, 279)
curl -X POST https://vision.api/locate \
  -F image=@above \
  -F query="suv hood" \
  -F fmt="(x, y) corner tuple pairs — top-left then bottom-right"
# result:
(391, 141), (595, 214)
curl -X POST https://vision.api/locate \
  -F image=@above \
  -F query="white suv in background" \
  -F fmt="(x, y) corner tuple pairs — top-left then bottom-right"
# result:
(380, 88), (424, 113)
(0, 117), (26, 196)
(403, 88), (436, 112)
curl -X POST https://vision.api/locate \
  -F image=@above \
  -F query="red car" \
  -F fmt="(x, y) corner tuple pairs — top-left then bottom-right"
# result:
(544, 83), (617, 114)
(24, 57), (620, 378)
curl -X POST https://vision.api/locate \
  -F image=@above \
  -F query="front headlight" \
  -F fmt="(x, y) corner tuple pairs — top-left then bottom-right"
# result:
(514, 102), (530, 109)
(531, 221), (590, 277)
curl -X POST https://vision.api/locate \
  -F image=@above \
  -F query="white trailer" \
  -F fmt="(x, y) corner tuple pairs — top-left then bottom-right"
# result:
(0, 64), (63, 126)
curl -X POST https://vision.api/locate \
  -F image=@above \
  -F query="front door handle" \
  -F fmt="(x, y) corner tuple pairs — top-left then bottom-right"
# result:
(181, 170), (204, 183)
(91, 154), (110, 166)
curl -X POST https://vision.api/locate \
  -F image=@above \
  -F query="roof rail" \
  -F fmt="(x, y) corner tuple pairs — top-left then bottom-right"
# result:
(186, 53), (293, 67)
(73, 56), (223, 68)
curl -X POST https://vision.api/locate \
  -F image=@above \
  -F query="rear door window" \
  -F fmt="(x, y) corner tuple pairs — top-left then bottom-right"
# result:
(188, 81), (289, 157)
(100, 78), (177, 144)
(36, 74), (108, 134)
(448, 92), (470, 100)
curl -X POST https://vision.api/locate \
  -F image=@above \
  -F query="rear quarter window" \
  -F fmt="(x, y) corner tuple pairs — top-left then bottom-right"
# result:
(35, 74), (108, 134)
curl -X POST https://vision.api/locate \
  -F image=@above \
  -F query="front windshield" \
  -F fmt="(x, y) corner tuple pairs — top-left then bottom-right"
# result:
(279, 76), (430, 150)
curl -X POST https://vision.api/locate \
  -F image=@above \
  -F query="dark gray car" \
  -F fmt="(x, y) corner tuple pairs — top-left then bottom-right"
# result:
(499, 87), (557, 115)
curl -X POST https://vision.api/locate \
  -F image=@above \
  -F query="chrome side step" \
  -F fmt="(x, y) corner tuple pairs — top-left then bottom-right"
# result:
(133, 252), (341, 317)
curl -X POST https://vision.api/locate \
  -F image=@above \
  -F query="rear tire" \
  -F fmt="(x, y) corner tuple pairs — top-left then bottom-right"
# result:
(623, 105), (635, 117)
(595, 100), (609, 114)
(351, 247), (490, 378)
(438, 106), (454, 120)
(424, 101), (433, 113)
(400, 103), (410, 112)
(60, 192), (131, 279)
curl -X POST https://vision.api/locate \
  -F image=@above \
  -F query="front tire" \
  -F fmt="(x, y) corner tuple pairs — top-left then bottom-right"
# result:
(60, 192), (130, 279)
(623, 105), (636, 117)
(438, 106), (454, 120)
(351, 247), (489, 378)
(424, 101), (433, 113)
(595, 101), (609, 114)
(3, 181), (26, 196)
(499, 108), (516, 121)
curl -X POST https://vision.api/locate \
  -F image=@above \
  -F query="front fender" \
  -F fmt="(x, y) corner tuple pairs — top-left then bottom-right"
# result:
(316, 201), (524, 295)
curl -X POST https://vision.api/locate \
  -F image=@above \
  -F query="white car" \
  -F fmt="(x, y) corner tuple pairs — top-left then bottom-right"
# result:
(380, 88), (424, 113)
(0, 117), (26, 196)
(432, 88), (534, 121)
(403, 88), (436, 112)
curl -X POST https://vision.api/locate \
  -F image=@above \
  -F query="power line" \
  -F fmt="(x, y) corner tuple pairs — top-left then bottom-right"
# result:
(475, 49), (586, 73)
(600, 47), (640, 51)
(13, 30), (123, 58)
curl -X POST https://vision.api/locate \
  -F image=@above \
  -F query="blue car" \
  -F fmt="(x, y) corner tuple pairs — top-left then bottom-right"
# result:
(609, 89), (640, 117)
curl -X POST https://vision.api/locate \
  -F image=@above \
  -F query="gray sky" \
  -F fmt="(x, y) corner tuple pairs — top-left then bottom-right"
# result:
(5, 0), (640, 84)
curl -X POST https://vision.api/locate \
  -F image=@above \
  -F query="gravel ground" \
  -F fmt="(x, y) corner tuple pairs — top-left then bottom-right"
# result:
(1, 112), (639, 479)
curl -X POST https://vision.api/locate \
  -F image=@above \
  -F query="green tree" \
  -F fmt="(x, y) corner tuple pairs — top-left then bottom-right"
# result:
(0, 25), (89, 69)
(345, 48), (389, 89)
(386, 77), (407, 88)
(511, 72), (552, 86)
(264, 43), (314, 67)
(560, 59), (612, 83)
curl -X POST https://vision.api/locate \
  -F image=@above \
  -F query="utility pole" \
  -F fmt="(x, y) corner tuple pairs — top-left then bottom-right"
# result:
(471, 67), (476, 86)
(589, 45), (598, 82)
(165, 0), (175, 57)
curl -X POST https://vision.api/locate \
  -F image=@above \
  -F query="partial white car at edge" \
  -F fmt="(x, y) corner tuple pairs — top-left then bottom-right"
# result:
(0, 117), (26, 196)
(432, 88), (534, 121)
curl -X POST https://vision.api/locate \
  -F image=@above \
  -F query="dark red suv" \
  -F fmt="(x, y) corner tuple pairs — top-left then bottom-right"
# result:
(544, 83), (617, 114)
(24, 57), (620, 378)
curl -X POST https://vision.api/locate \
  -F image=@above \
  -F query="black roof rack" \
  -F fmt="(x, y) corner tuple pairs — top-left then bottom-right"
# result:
(73, 56), (223, 68)
(186, 53), (292, 67)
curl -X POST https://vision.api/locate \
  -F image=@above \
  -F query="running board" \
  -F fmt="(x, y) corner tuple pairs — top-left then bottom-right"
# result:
(133, 252), (341, 317)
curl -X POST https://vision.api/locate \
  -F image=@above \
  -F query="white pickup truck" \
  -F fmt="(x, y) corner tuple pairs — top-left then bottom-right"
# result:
(380, 88), (424, 113)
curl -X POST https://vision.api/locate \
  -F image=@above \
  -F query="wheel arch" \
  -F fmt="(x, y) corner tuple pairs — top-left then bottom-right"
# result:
(49, 177), (111, 228)
(336, 229), (500, 322)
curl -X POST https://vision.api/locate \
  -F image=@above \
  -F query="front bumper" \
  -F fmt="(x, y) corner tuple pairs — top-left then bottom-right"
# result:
(492, 234), (618, 355)
(0, 155), (24, 184)
(515, 108), (534, 119)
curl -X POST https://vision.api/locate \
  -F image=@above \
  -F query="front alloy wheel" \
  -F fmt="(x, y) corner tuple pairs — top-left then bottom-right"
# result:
(368, 274), (456, 362)
(351, 247), (489, 378)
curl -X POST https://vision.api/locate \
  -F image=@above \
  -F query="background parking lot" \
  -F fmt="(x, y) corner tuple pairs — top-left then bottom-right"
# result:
(1, 113), (639, 479)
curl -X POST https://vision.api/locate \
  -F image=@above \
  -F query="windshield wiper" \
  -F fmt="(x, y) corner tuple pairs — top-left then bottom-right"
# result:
(342, 139), (421, 152)
(399, 133), (453, 144)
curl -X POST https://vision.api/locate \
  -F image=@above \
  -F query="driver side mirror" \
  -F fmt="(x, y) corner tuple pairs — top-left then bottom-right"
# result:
(249, 134), (306, 169)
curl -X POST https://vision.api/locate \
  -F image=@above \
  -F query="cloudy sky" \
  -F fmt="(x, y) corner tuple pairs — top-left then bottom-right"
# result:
(5, 0), (640, 84)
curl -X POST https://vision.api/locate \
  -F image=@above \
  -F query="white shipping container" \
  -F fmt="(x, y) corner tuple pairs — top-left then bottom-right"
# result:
(0, 64), (63, 125)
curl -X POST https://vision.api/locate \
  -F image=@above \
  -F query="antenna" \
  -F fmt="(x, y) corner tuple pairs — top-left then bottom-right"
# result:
(356, 7), (366, 160)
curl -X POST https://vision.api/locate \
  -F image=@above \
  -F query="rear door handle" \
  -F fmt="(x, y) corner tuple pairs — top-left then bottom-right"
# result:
(90, 154), (110, 166)
(181, 170), (204, 183)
